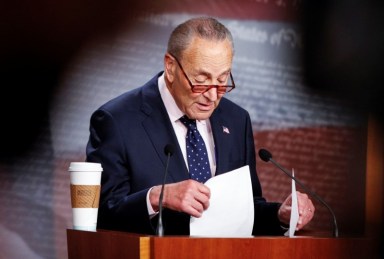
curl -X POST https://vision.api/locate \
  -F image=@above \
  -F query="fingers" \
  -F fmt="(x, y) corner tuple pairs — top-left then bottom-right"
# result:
(278, 191), (316, 230)
(163, 180), (211, 218)
(181, 195), (209, 217)
(194, 184), (211, 210)
(296, 192), (315, 230)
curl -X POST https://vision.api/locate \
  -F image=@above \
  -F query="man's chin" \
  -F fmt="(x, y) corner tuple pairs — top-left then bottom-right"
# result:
(194, 111), (214, 121)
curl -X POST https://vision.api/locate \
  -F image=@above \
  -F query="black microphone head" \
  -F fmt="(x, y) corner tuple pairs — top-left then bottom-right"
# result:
(164, 144), (174, 156)
(258, 148), (272, 162)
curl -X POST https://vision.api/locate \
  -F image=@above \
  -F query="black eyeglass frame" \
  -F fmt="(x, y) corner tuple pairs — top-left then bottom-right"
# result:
(170, 54), (236, 94)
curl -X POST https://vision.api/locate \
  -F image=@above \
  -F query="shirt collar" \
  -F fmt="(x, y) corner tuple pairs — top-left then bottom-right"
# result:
(158, 73), (183, 123)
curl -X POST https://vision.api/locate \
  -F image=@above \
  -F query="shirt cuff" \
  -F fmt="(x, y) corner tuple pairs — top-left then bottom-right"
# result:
(146, 187), (158, 217)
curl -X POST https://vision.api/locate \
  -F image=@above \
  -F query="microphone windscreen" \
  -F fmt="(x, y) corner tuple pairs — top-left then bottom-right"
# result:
(164, 144), (175, 156)
(258, 148), (272, 162)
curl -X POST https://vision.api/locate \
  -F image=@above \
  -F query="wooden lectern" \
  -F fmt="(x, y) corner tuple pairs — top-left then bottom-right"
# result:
(67, 229), (381, 259)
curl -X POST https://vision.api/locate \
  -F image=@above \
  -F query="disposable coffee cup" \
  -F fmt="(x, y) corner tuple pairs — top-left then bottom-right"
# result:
(69, 162), (103, 231)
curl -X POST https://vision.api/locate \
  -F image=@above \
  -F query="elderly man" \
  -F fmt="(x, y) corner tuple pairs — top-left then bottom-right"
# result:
(86, 16), (314, 235)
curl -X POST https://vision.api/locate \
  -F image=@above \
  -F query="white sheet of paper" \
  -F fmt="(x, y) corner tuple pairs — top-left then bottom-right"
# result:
(285, 168), (299, 237)
(190, 165), (254, 237)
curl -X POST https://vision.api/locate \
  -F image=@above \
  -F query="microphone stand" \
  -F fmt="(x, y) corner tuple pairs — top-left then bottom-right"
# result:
(156, 145), (173, 236)
(269, 157), (339, 238)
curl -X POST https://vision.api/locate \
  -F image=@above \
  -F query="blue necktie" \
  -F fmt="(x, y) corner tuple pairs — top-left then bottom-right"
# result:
(179, 115), (211, 183)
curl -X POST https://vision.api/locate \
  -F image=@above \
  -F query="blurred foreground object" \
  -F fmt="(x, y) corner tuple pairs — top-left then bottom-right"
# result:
(300, 0), (384, 122)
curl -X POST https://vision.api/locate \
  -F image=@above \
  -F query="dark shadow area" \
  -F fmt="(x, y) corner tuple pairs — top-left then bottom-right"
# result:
(0, 0), (154, 161)
(300, 1), (384, 257)
(300, 0), (384, 123)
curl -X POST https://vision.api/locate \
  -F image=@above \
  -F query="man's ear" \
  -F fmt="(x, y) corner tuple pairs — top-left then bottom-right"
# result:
(164, 53), (176, 83)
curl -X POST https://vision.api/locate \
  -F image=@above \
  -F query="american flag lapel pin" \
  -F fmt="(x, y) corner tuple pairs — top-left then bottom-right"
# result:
(222, 126), (230, 134)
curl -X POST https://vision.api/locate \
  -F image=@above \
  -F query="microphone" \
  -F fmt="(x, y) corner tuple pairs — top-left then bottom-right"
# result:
(258, 148), (339, 237)
(156, 144), (174, 236)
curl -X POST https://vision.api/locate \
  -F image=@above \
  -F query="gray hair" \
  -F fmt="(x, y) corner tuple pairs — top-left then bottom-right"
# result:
(167, 17), (234, 60)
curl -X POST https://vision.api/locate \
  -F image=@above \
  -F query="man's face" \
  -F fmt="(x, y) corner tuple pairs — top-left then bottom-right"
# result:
(165, 37), (233, 121)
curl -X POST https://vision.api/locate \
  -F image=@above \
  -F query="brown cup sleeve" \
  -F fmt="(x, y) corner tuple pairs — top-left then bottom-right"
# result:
(70, 184), (100, 208)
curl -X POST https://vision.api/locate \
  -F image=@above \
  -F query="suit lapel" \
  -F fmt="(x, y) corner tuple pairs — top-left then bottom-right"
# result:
(140, 76), (189, 183)
(210, 108), (232, 176)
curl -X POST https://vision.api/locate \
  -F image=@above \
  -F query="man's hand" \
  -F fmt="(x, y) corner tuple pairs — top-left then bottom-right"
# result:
(278, 191), (315, 230)
(149, 179), (211, 217)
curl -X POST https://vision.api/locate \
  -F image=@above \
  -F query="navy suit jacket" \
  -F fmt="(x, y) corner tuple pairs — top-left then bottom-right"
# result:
(86, 72), (283, 235)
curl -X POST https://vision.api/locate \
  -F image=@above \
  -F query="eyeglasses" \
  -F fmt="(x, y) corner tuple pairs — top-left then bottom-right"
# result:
(170, 54), (236, 94)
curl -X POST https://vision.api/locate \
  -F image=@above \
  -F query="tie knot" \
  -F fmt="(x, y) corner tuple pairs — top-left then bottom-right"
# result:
(179, 115), (197, 129)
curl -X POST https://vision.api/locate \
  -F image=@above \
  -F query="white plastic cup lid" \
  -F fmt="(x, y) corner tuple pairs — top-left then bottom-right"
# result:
(68, 162), (103, 172)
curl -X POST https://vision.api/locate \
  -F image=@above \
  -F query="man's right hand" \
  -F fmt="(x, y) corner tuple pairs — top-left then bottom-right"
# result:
(149, 179), (211, 217)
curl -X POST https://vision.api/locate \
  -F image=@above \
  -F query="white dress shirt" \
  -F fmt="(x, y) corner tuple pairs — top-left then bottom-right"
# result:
(146, 73), (217, 215)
